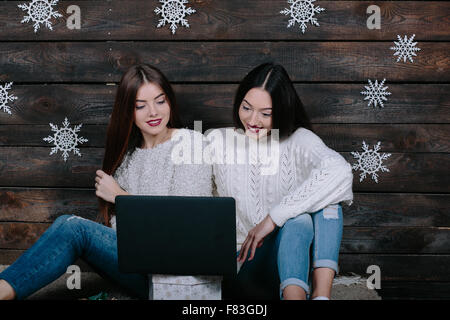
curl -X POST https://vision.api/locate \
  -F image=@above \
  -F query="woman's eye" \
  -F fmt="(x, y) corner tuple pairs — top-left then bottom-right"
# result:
(135, 105), (145, 109)
(157, 99), (166, 105)
(262, 113), (272, 117)
(242, 105), (250, 111)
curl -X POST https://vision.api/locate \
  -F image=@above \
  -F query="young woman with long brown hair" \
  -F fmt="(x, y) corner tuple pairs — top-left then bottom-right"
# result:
(0, 64), (212, 300)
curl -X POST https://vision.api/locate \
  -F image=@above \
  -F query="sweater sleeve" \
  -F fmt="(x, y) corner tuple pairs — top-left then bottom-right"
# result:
(113, 152), (131, 193)
(269, 128), (354, 227)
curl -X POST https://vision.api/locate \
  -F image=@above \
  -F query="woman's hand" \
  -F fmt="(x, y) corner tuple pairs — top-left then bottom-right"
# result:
(95, 170), (127, 204)
(238, 214), (277, 263)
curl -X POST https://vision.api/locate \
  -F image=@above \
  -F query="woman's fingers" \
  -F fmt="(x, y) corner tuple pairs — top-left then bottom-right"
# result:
(238, 237), (249, 261)
(240, 244), (249, 263)
(249, 236), (261, 261)
(96, 170), (105, 177)
(241, 236), (254, 263)
(239, 233), (252, 259)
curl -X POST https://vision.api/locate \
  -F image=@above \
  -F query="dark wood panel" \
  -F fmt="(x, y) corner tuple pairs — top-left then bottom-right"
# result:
(341, 227), (450, 254)
(1, 222), (448, 254)
(1, 42), (448, 82)
(298, 84), (450, 125)
(338, 254), (450, 281)
(0, 188), (98, 222)
(1, 124), (448, 153)
(314, 124), (450, 153)
(0, 1), (448, 40)
(0, 125), (107, 147)
(0, 249), (26, 265)
(0, 148), (448, 192)
(1, 189), (448, 227)
(342, 152), (450, 193)
(1, 248), (449, 281)
(0, 84), (114, 125)
(0, 222), (49, 250)
(1, 84), (449, 125)
(0, 147), (104, 188)
(344, 193), (450, 228)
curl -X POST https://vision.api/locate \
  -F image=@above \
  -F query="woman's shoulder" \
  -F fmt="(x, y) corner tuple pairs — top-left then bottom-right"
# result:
(286, 127), (332, 155)
(289, 127), (324, 145)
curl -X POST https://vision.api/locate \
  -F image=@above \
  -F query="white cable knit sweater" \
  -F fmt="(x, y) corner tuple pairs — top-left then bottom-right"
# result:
(206, 127), (354, 252)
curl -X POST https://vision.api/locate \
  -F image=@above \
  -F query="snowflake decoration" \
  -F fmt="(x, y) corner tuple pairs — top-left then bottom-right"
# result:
(280, 0), (325, 34)
(0, 82), (18, 115)
(154, 0), (196, 35)
(18, 0), (63, 33)
(361, 78), (392, 108)
(390, 34), (421, 63)
(351, 141), (391, 183)
(43, 117), (88, 162)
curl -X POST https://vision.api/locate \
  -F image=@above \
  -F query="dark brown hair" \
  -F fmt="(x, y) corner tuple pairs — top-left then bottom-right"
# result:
(98, 64), (183, 226)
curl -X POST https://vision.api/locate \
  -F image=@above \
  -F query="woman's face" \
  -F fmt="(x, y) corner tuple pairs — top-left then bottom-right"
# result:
(134, 82), (171, 138)
(238, 87), (273, 139)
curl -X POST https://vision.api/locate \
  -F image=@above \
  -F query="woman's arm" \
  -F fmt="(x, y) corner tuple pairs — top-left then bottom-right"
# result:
(269, 129), (354, 227)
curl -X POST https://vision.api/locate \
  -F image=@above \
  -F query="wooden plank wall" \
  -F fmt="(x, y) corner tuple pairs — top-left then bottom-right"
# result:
(0, 0), (449, 299)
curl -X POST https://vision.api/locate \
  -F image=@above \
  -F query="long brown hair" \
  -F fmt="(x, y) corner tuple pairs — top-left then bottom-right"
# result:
(98, 64), (183, 226)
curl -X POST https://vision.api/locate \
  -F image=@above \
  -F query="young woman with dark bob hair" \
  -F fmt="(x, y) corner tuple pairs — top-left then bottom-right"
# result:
(0, 64), (212, 300)
(207, 62), (354, 300)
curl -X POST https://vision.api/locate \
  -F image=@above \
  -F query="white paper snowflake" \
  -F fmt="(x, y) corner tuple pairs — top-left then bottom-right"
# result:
(390, 34), (421, 63)
(351, 141), (391, 183)
(0, 82), (18, 115)
(18, 0), (63, 33)
(43, 117), (88, 162)
(280, 0), (325, 34)
(361, 78), (392, 108)
(154, 0), (196, 35)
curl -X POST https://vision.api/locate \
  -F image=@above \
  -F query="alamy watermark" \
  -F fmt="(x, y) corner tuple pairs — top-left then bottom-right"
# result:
(366, 265), (381, 289)
(366, 5), (381, 30)
(170, 121), (280, 176)
(66, 5), (81, 30)
(66, 264), (81, 290)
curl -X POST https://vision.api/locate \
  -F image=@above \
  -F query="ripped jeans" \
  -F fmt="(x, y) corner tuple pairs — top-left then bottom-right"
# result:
(0, 215), (148, 300)
(224, 204), (343, 300)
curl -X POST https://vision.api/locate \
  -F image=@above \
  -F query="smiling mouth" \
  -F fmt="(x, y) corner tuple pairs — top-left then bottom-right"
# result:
(246, 124), (263, 133)
(147, 119), (162, 127)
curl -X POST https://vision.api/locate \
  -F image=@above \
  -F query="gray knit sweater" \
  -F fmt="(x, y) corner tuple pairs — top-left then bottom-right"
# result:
(110, 128), (212, 229)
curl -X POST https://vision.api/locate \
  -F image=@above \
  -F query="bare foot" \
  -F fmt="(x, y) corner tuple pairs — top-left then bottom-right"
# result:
(0, 280), (16, 300)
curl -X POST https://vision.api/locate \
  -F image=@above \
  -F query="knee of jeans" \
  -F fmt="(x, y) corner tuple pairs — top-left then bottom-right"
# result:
(283, 214), (313, 242)
(53, 214), (72, 227)
(321, 204), (343, 221)
(54, 214), (84, 236)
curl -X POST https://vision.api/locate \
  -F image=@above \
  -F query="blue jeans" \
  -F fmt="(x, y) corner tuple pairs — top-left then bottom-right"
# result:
(0, 215), (148, 300)
(223, 204), (343, 300)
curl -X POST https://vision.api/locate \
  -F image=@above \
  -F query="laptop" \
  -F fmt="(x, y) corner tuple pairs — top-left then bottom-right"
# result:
(115, 195), (237, 276)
